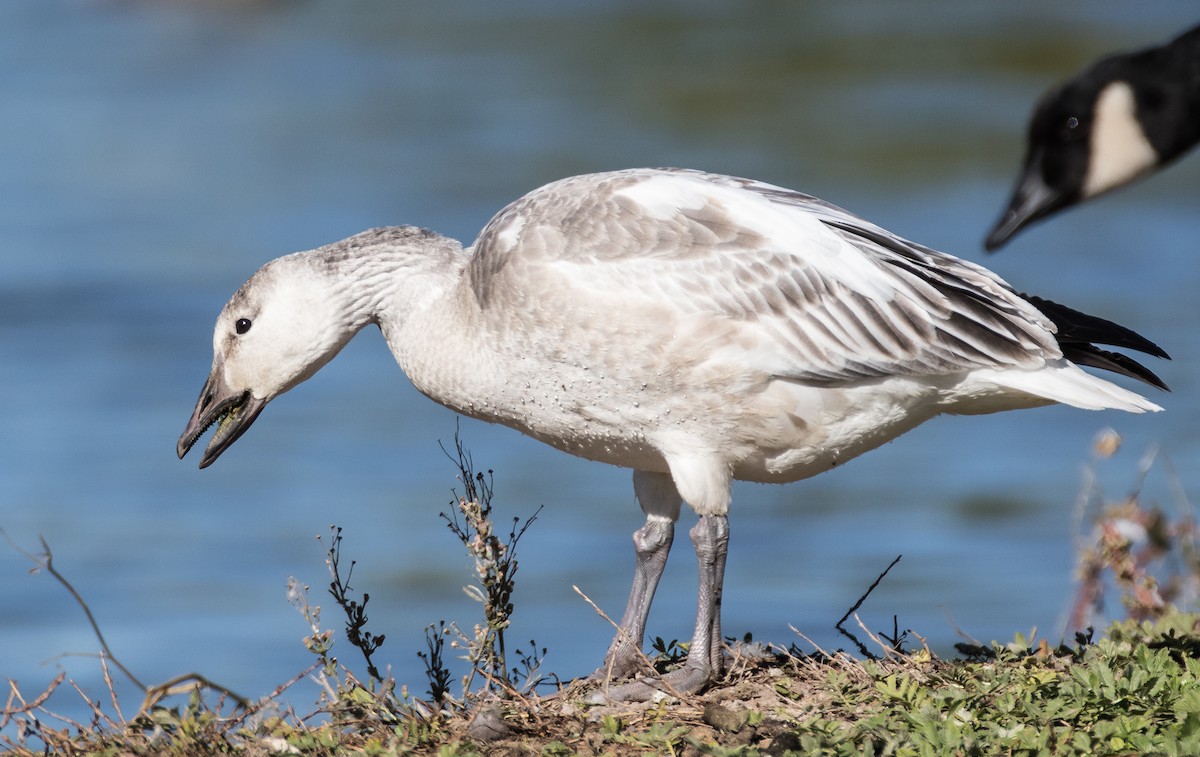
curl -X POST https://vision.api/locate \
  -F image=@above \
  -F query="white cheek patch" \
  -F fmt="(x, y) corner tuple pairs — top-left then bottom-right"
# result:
(1082, 81), (1158, 198)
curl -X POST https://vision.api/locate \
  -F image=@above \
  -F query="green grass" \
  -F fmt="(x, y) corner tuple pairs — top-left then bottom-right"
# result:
(780, 616), (1200, 756)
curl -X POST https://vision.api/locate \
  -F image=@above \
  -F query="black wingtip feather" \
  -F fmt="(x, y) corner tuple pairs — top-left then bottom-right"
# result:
(1019, 293), (1170, 392)
(1063, 345), (1170, 392)
(1022, 294), (1170, 360)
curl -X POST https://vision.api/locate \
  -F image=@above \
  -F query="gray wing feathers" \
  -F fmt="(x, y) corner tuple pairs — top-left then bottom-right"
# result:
(466, 169), (1062, 385)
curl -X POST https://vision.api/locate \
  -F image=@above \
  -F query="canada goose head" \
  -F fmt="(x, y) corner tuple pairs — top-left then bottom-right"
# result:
(987, 76), (1160, 250)
(986, 25), (1200, 250)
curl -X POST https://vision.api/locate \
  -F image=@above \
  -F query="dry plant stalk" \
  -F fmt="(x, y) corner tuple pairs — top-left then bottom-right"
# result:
(439, 431), (543, 697)
(1070, 429), (1198, 631)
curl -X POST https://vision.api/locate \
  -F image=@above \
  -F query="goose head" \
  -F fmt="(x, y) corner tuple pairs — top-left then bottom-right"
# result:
(985, 75), (1110, 251)
(177, 253), (358, 468)
(985, 28), (1199, 251)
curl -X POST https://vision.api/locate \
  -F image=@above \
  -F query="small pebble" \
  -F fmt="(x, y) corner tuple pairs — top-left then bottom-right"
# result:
(703, 702), (749, 732)
(466, 706), (511, 741)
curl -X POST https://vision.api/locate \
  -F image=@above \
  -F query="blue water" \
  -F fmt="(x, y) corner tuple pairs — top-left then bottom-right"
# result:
(2, 0), (1197, 729)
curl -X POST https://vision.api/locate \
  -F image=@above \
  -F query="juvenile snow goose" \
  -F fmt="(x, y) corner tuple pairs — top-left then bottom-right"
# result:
(986, 23), (1200, 250)
(179, 168), (1168, 701)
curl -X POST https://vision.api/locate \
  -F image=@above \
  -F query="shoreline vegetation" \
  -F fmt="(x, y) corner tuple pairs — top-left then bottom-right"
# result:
(4, 431), (1198, 755)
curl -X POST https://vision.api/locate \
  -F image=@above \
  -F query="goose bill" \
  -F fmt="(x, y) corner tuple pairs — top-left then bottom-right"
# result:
(177, 368), (267, 469)
(985, 160), (1066, 251)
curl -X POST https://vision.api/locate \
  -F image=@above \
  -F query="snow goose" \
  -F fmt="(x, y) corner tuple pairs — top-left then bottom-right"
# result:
(178, 168), (1167, 701)
(986, 23), (1200, 250)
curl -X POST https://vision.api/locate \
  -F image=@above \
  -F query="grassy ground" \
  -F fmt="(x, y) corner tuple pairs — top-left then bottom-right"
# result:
(4, 433), (1198, 755)
(5, 614), (1200, 755)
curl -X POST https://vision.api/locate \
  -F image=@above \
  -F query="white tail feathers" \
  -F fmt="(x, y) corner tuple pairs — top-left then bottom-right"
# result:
(983, 361), (1163, 414)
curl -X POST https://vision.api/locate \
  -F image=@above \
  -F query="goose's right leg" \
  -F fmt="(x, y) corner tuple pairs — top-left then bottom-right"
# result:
(594, 470), (680, 681)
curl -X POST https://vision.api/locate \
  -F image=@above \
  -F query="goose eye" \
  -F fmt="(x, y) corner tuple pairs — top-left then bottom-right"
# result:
(235, 318), (252, 335)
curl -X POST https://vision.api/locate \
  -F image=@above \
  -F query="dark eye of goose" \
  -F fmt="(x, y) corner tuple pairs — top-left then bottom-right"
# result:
(235, 318), (252, 335)
(1061, 115), (1081, 140)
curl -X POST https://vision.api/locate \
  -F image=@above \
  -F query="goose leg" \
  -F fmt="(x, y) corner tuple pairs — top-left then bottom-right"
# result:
(590, 513), (729, 702)
(594, 470), (680, 680)
(694, 513), (729, 674)
(597, 517), (673, 679)
(664, 513), (729, 692)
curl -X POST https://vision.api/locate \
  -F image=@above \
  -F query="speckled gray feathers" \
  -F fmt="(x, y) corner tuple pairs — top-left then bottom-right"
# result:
(466, 168), (1069, 386)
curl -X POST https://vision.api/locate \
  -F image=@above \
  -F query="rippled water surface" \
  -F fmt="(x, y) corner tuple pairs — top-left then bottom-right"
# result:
(2, 0), (1197, 726)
